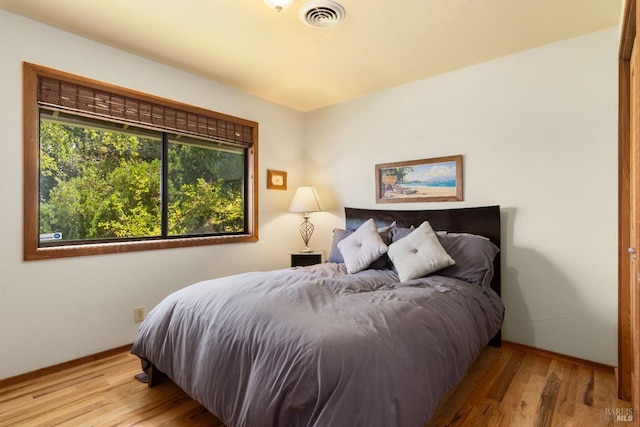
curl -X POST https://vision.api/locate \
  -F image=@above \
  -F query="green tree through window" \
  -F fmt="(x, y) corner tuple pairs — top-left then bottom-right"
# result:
(167, 137), (245, 236)
(38, 111), (245, 245)
(24, 63), (258, 260)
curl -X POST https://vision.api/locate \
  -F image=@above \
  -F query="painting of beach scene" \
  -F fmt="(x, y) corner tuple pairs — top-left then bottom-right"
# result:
(375, 155), (463, 203)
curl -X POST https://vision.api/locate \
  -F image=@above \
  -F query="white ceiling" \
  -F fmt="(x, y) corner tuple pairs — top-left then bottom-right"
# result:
(0, 0), (623, 111)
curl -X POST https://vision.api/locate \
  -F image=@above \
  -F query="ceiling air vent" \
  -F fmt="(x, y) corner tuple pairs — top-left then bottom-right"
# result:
(299, 0), (345, 28)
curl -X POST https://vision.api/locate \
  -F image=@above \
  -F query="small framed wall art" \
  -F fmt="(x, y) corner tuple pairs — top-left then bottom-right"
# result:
(267, 169), (287, 190)
(375, 155), (463, 203)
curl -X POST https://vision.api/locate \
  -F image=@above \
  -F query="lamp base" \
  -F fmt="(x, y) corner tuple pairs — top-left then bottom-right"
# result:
(298, 217), (315, 254)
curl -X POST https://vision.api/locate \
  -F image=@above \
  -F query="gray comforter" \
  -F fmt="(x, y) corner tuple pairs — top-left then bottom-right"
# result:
(131, 263), (504, 427)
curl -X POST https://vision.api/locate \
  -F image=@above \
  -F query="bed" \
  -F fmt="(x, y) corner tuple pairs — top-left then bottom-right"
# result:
(131, 205), (504, 427)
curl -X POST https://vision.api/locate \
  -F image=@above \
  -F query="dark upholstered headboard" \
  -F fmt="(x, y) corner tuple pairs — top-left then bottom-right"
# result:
(344, 205), (501, 297)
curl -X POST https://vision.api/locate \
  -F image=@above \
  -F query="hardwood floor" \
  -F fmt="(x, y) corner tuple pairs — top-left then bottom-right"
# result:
(427, 344), (634, 427)
(0, 345), (633, 427)
(0, 351), (222, 427)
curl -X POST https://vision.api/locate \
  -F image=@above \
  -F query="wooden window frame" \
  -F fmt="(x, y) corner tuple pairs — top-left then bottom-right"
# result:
(23, 62), (259, 261)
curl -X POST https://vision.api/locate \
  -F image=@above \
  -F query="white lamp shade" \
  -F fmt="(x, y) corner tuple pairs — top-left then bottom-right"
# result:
(289, 187), (322, 214)
(263, 0), (294, 11)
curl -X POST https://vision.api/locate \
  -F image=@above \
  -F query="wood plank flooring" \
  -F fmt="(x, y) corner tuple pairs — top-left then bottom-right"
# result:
(0, 345), (633, 426)
(427, 345), (634, 427)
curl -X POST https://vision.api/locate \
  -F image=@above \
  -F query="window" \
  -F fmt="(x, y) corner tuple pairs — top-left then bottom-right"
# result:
(24, 63), (258, 260)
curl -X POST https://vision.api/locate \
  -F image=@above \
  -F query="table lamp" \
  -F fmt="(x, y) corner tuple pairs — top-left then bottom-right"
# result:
(289, 186), (322, 253)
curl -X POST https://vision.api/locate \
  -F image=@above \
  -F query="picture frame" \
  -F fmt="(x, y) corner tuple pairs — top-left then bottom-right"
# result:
(267, 169), (287, 190)
(375, 155), (463, 203)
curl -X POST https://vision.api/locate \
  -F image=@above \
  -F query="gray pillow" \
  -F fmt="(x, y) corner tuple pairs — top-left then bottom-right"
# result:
(436, 233), (499, 287)
(389, 225), (415, 242)
(327, 228), (352, 263)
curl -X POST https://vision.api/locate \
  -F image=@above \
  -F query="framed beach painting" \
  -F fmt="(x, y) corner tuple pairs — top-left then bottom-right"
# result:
(375, 155), (463, 203)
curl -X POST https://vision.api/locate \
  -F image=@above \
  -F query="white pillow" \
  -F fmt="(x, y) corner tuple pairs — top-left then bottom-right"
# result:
(388, 221), (455, 282)
(337, 218), (388, 273)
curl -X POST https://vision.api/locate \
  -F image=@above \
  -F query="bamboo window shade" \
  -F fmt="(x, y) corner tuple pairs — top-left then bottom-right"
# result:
(37, 76), (254, 148)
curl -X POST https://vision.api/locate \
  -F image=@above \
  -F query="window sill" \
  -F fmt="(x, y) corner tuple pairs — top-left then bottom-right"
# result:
(24, 233), (258, 261)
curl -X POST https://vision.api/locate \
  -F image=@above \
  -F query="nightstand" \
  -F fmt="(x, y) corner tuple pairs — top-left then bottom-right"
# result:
(290, 251), (323, 267)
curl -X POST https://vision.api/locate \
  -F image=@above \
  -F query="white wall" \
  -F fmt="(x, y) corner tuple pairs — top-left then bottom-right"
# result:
(0, 8), (620, 379)
(0, 10), (306, 380)
(305, 28), (619, 366)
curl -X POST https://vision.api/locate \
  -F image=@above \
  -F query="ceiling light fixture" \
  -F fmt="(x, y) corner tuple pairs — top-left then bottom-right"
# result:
(263, 0), (294, 12)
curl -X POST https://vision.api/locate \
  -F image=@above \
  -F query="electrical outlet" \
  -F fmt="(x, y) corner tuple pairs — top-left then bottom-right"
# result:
(134, 307), (144, 323)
